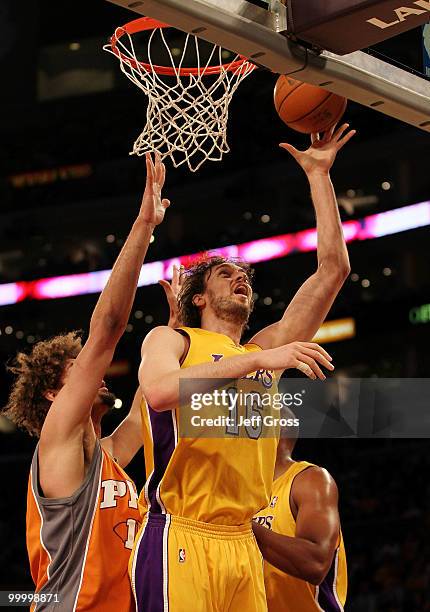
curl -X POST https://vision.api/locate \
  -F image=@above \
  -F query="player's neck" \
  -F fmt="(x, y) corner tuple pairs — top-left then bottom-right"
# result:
(274, 455), (295, 480)
(200, 312), (243, 345)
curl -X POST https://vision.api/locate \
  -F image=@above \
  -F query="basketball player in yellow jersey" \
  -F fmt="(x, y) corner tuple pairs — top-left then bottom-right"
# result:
(2, 153), (170, 611)
(253, 421), (347, 611)
(135, 123), (355, 612)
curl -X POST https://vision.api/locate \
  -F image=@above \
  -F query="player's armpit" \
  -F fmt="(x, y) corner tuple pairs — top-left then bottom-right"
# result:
(38, 431), (89, 499)
(101, 387), (143, 468)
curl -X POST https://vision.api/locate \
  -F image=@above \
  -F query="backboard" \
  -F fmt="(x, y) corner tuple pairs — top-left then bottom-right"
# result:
(105, 0), (430, 131)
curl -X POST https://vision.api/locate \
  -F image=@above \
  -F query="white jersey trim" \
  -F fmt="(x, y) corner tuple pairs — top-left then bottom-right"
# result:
(142, 401), (154, 510)
(71, 452), (104, 612)
(30, 469), (53, 612)
(332, 548), (344, 611)
(163, 514), (171, 612)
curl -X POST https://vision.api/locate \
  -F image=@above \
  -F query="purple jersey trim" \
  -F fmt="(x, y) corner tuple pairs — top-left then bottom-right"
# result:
(134, 514), (169, 612)
(146, 406), (176, 513)
(317, 550), (343, 611)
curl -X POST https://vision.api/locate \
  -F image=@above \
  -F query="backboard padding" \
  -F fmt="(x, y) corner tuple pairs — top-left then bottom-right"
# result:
(105, 0), (430, 131)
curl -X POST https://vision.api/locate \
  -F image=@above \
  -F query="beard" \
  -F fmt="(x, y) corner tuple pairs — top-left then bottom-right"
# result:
(94, 390), (116, 410)
(208, 289), (251, 327)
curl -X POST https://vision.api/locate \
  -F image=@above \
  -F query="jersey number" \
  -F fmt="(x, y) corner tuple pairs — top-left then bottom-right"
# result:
(225, 387), (263, 440)
(125, 518), (138, 550)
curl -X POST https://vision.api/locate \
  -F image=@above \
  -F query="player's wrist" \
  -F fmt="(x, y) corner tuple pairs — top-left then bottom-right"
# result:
(135, 215), (156, 232)
(250, 350), (266, 371)
(306, 168), (331, 180)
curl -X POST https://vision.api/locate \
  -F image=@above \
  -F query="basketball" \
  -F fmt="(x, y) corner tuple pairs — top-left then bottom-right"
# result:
(274, 75), (347, 134)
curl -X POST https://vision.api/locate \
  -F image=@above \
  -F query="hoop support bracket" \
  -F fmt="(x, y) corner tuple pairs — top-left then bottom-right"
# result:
(105, 0), (430, 132)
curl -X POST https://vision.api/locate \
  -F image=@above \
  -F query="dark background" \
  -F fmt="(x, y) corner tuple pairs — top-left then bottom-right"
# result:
(1, 2), (429, 610)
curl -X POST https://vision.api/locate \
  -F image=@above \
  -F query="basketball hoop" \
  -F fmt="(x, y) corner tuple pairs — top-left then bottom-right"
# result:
(104, 17), (257, 172)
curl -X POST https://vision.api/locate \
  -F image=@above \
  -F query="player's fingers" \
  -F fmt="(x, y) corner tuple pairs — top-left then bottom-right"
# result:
(158, 279), (170, 292)
(279, 142), (300, 159)
(145, 152), (152, 177)
(162, 198), (170, 209)
(145, 152), (155, 183)
(320, 122), (336, 143)
(311, 132), (320, 144)
(178, 265), (185, 289)
(160, 160), (166, 186)
(328, 122), (337, 138)
(171, 265), (180, 293)
(337, 129), (356, 149)
(156, 154), (165, 186)
(295, 354), (326, 380)
(299, 342), (332, 361)
(295, 360), (317, 380)
(158, 279), (175, 303)
(333, 122), (350, 142)
(153, 152), (160, 180)
(298, 347), (334, 371)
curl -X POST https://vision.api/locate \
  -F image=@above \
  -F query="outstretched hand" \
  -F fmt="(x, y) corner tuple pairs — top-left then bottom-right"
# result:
(159, 264), (184, 328)
(140, 152), (170, 226)
(280, 123), (356, 176)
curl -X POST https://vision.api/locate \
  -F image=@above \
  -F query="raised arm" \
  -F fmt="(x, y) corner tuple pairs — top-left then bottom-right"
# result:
(39, 153), (169, 496)
(249, 124), (355, 350)
(253, 467), (341, 585)
(100, 266), (184, 466)
(139, 326), (335, 412)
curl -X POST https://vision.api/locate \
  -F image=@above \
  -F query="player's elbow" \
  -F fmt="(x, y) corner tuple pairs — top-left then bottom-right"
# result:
(305, 559), (332, 586)
(141, 381), (176, 413)
(145, 391), (168, 412)
(89, 313), (126, 343)
(317, 258), (350, 286)
(337, 259), (351, 280)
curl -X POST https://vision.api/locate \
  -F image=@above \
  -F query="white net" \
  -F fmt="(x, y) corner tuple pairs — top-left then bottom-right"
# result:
(104, 24), (256, 172)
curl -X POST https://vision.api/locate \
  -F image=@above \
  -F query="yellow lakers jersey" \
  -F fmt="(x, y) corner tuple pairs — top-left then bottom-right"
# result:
(255, 461), (347, 611)
(140, 327), (279, 525)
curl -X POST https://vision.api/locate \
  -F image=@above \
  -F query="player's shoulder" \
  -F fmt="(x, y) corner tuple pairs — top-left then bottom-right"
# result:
(144, 325), (176, 339)
(293, 464), (338, 497)
(141, 325), (187, 351)
(243, 340), (263, 352)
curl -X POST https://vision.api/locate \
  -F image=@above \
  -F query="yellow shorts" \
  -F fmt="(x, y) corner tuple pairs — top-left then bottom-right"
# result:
(130, 512), (267, 612)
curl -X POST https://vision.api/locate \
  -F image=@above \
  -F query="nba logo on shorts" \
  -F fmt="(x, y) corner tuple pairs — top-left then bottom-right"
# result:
(179, 548), (186, 563)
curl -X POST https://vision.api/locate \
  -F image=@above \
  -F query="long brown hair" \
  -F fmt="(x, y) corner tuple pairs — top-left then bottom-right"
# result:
(2, 331), (82, 437)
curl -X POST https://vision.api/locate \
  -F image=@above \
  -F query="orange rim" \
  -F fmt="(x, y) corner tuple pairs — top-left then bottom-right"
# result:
(109, 16), (255, 76)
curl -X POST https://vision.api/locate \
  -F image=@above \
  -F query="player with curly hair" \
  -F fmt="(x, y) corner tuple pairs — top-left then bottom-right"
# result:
(2, 153), (170, 612)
